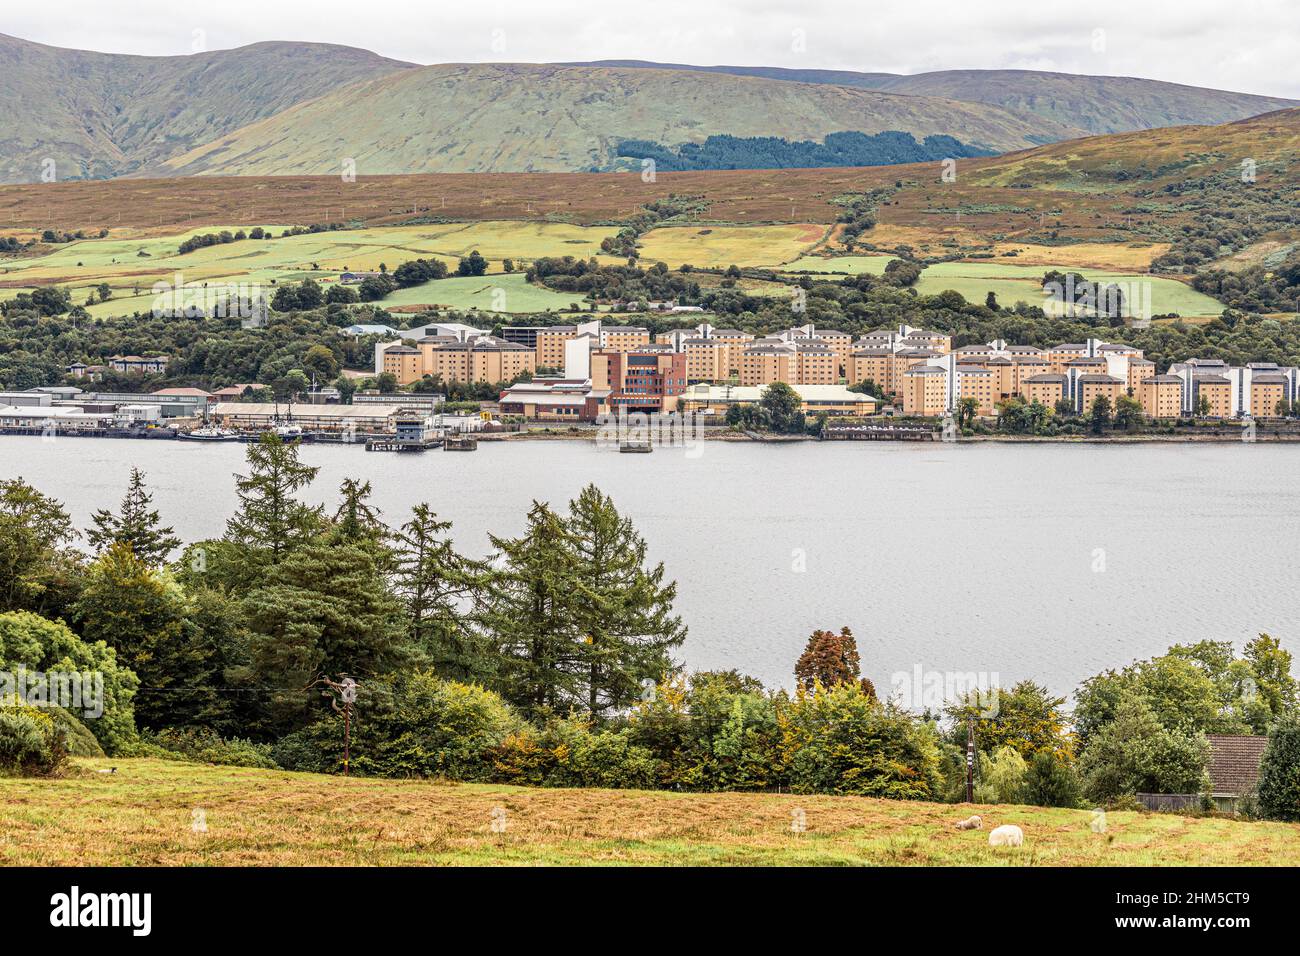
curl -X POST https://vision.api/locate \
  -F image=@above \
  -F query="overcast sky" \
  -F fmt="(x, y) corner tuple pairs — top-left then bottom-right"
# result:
(7, 0), (1299, 97)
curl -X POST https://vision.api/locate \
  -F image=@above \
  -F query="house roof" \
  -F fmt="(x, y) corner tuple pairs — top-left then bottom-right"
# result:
(1206, 735), (1268, 796)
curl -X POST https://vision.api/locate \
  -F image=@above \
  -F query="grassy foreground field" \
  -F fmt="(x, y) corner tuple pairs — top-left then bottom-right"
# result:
(2, 758), (1297, 866)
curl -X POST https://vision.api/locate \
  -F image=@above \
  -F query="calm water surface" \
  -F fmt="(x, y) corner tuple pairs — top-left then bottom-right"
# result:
(3, 436), (1297, 697)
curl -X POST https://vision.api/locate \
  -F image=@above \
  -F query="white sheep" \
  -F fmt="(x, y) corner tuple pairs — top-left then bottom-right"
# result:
(988, 824), (1024, 847)
(953, 814), (983, 831)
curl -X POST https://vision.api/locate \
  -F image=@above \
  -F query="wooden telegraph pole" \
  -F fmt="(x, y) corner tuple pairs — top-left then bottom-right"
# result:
(965, 716), (975, 803)
(312, 675), (359, 776)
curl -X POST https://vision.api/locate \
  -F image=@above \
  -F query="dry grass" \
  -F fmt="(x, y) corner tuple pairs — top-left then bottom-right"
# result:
(2, 759), (1298, 866)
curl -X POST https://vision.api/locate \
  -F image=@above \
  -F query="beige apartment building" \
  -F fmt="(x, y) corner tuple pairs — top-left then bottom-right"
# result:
(1193, 375), (1234, 418)
(1127, 358), (1156, 394)
(381, 345), (423, 385)
(600, 326), (652, 353)
(848, 348), (893, 392)
(901, 365), (948, 417)
(1076, 373), (1126, 412)
(384, 338), (534, 386)
(535, 326), (581, 369)
(956, 366), (997, 415)
(1140, 375), (1183, 419)
(739, 341), (839, 386)
(1251, 374), (1289, 417)
(1023, 373), (1068, 408)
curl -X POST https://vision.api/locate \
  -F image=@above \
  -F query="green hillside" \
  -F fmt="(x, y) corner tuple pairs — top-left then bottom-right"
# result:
(0, 33), (413, 184)
(576, 61), (1300, 135)
(157, 63), (1082, 177)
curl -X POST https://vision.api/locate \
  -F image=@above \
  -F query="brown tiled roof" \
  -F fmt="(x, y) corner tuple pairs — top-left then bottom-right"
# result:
(1206, 735), (1268, 795)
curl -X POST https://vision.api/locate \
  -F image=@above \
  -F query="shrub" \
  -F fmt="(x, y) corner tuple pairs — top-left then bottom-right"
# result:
(780, 684), (941, 799)
(0, 611), (139, 754)
(1257, 717), (1300, 821)
(132, 727), (277, 769)
(974, 745), (1027, 804)
(49, 707), (104, 757)
(1078, 694), (1208, 802)
(1020, 751), (1083, 808)
(295, 671), (525, 779)
(0, 704), (69, 776)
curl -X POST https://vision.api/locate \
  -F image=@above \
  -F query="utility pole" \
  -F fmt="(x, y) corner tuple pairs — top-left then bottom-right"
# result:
(965, 716), (975, 803)
(312, 675), (359, 776)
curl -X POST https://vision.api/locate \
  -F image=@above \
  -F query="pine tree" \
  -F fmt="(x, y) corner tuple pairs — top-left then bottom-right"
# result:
(73, 543), (218, 729)
(392, 503), (491, 682)
(226, 433), (323, 563)
(477, 502), (587, 716)
(241, 539), (414, 730)
(86, 468), (181, 566)
(331, 478), (385, 545)
(565, 484), (685, 715)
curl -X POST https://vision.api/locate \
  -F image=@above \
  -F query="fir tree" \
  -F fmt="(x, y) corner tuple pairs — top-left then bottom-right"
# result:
(226, 433), (323, 563)
(477, 502), (587, 716)
(392, 503), (491, 682)
(73, 543), (218, 729)
(565, 484), (685, 715)
(331, 478), (385, 546)
(241, 539), (413, 730)
(86, 468), (181, 566)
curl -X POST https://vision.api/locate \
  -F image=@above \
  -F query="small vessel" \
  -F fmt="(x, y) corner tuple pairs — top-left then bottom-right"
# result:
(179, 425), (239, 442)
(273, 423), (303, 439)
(443, 434), (478, 451)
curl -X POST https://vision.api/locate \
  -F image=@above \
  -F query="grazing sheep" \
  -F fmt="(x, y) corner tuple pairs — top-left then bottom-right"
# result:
(953, 815), (983, 831)
(988, 824), (1024, 847)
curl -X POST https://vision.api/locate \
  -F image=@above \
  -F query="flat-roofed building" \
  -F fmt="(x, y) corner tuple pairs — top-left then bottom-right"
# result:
(591, 349), (688, 414)
(678, 382), (879, 417)
(1140, 375), (1184, 419)
(0, 405), (116, 432)
(211, 402), (402, 433)
(498, 379), (609, 421)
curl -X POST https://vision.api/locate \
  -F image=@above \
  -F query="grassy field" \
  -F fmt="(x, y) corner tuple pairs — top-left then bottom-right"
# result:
(381, 272), (581, 312)
(0, 221), (616, 317)
(636, 223), (830, 268)
(785, 255), (1227, 317)
(913, 261), (1226, 317)
(2, 758), (1297, 866)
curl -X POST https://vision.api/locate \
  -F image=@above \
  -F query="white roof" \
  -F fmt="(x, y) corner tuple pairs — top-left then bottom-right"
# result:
(0, 405), (113, 420)
(212, 403), (402, 418)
